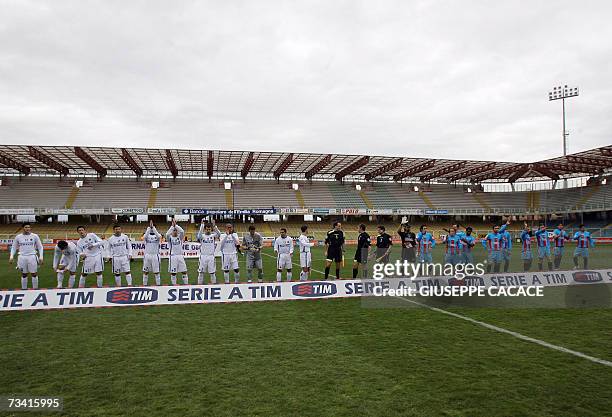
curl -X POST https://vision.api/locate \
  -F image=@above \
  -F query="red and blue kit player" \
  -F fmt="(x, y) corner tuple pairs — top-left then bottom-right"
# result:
(444, 228), (462, 266)
(552, 224), (569, 270)
(500, 227), (512, 272)
(416, 225), (436, 265)
(534, 225), (553, 271)
(482, 220), (510, 273)
(520, 223), (534, 271)
(572, 224), (595, 270)
(460, 227), (476, 264)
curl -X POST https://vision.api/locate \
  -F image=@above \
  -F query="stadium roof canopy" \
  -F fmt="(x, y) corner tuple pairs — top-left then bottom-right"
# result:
(0, 144), (611, 184)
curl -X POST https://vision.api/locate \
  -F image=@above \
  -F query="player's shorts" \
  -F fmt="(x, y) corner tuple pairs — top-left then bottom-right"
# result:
(111, 255), (131, 274)
(445, 253), (461, 265)
(276, 253), (293, 270)
(326, 247), (343, 263)
(553, 247), (564, 257)
(17, 254), (39, 274)
(142, 254), (161, 274)
(353, 247), (368, 264)
(300, 252), (312, 268)
(419, 252), (433, 263)
(463, 252), (474, 264)
(221, 253), (239, 271)
(82, 254), (104, 274)
(169, 254), (187, 274)
(401, 247), (417, 263)
(538, 247), (551, 259)
(58, 255), (78, 273)
(488, 250), (502, 264)
(246, 255), (263, 270)
(521, 250), (532, 261)
(502, 249), (512, 261)
(574, 247), (589, 258)
(376, 248), (390, 264)
(198, 254), (217, 274)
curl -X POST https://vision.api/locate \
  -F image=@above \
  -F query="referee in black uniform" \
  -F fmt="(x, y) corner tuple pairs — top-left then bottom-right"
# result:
(324, 221), (345, 279)
(397, 223), (417, 263)
(375, 225), (393, 264)
(352, 223), (371, 278)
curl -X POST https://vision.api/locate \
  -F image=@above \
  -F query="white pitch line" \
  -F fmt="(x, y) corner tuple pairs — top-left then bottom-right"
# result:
(398, 297), (612, 368)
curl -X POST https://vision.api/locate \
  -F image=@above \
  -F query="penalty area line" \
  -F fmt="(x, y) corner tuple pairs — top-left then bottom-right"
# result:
(397, 297), (612, 368)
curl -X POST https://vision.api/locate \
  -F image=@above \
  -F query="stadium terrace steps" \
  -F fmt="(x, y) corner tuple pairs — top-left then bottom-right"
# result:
(472, 192), (491, 212)
(575, 184), (600, 209)
(326, 183), (368, 209)
(358, 191), (374, 209)
(224, 190), (233, 209)
(294, 190), (306, 208)
(147, 188), (158, 208)
(418, 191), (436, 209)
(64, 186), (80, 209)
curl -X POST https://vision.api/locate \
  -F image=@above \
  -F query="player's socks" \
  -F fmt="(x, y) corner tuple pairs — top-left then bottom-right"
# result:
(32, 276), (39, 289)
(210, 273), (217, 284)
(573, 257), (579, 267)
(324, 266), (330, 279)
(335, 268), (340, 279)
(57, 272), (64, 288)
(583, 258), (588, 269)
(155, 274), (161, 286)
(197, 273), (204, 285)
(503, 261), (509, 272)
(523, 261), (530, 272)
(143, 275), (148, 286)
(258, 271), (263, 283)
(21, 277), (27, 289)
(247, 270), (253, 283)
(287, 272), (292, 282)
(126, 274), (133, 286)
(352, 268), (358, 278)
(182, 275), (189, 285)
(362, 267), (368, 279)
(276, 272), (282, 282)
(69, 275), (76, 288)
(96, 274), (103, 287)
(79, 276), (86, 288)
(538, 262), (543, 271)
(233, 271), (240, 284)
(224, 272), (230, 284)
(115, 276), (122, 286)
(547, 261), (553, 271)
(171, 275), (177, 285)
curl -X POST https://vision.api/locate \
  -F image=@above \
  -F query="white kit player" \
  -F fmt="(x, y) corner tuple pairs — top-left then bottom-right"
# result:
(76, 225), (105, 287)
(105, 224), (133, 286)
(166, 218), (188, 285)
(274, 228), (294, 282)
(219, 223), (241, 284)
(142, 220), (162, 286)
(298, 225), (315, 281)
(53, 240), (79, 288)
(196, 219), (221, 284)
(9, 223), (44, 289)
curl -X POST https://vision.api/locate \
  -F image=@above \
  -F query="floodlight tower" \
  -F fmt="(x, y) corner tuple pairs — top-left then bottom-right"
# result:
(548, 85), (579, 156)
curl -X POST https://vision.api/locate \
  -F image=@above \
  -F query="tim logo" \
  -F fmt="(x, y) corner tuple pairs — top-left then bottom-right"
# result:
(106, 288), (159, 304)
(447, 278), (467, 286)
(572, 271), (603, 283)
(292, 282), (337, 297)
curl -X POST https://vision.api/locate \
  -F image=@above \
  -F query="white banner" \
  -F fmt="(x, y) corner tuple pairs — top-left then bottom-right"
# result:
(1, 269), (611, 311)
(147, 207), (176, 215)
(112, 208), (145, 215)
(367, 208), (393, 215)
(42, 208), (106, 215)
(130, 241), (201, 258)
(0, 208), (35, 215)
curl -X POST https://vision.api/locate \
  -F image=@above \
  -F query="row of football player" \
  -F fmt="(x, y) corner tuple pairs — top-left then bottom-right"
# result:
(8, 219), (597, 289)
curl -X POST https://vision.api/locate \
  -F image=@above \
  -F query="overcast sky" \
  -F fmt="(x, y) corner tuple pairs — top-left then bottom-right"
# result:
(1, 0), (611, 163)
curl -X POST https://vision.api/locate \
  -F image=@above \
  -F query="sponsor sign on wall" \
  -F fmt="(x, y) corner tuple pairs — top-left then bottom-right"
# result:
(111, 208), (145, 215)
(181, 208), (276, 215)
(0, 208), (35, 215)
(147, 207), (177, 215)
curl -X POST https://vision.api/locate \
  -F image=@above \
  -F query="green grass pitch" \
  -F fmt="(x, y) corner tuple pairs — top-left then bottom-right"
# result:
(1, 246), (611, 416)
